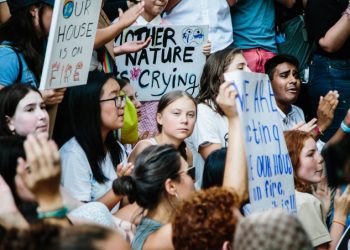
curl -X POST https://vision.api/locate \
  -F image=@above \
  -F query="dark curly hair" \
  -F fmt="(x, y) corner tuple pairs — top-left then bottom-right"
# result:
(172, 187), (239, 250)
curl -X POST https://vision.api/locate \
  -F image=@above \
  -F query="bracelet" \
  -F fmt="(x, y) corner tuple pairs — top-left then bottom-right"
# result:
(37, 207), (68, 219)
(333, 220), (346, 227)
(310, 126), (323, 138)
(340, 121), (350, 133)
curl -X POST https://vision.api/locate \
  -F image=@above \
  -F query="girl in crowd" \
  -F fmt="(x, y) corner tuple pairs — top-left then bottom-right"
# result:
(114, 144), (194, 250)
(60, 71), (128, 211)
(188, 47), (250, 186)
(284, 130), (350, 249)
(128, 90), (196, 165)
(113, 81), (248, 250)
(0, 0), (65, 105)
(0, 84), (49, 137)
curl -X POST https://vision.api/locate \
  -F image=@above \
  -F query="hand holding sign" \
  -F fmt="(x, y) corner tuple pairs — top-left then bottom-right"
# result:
(114, 36), (152, 56)
(41, 88), (66, 105)
(216, 81), (238, 119)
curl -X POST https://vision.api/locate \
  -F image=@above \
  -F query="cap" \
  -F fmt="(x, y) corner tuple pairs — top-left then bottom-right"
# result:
(7, 0), (55, 14)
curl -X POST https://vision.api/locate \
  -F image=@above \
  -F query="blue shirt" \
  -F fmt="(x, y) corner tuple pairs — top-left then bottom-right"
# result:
(0, 44), (38, 87)
(132, 217), (162, 250)
(231, 0), (278, 53)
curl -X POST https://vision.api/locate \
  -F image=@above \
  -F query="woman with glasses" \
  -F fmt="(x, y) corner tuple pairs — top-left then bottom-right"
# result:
(60, 71), (127, 211)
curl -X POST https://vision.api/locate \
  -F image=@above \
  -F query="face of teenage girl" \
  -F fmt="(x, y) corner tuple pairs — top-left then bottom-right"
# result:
(157, 96), (196, 141)
(31, 5), (53, 38)
(297, 138), (324, 184)
(6, 91), (49, 138)
(143, 0), (168, 21)
(225, 53), (250, 73)
(100, 78), (125, 133)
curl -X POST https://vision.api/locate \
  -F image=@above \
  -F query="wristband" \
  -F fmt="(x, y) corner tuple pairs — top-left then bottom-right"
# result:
(37, 206), (68, 219)
(310, 126), (323, 138)
(340, 121), (350, 133)
(332, 220), (346, 227)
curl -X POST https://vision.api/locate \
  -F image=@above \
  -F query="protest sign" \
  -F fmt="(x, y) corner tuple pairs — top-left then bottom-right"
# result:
(40, 0), (102, 90)
(224, 71), (296, 214)
(115, 25), (209, 101)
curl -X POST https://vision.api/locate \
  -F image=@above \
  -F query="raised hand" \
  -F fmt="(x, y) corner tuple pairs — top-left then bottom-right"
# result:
(114, 37), (152, 55)
(117, 162), (134, 178)
(216, 81), (238, 118)
(316, 90), (339, 133)
(41, 88), (66, 105)
(17, 134), (62, 211)
(202, 40), (212, 56)
(292, 118), (318, 133)
(118, 2), (144, 29)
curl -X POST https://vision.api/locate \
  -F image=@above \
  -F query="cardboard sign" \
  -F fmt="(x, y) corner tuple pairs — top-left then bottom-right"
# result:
(224, 71), (297, 214)
(115, 25), (209, 101)
(40, 0), (102, 90)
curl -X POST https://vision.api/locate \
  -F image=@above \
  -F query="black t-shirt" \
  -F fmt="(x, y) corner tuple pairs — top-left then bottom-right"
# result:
(305, 0), (350, 59)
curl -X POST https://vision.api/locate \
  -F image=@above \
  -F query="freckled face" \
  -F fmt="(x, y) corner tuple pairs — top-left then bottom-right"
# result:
(297, 138), (324, 184)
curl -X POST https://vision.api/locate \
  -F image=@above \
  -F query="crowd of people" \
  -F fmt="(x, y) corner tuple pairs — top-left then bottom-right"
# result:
(0, 0), (350, 249)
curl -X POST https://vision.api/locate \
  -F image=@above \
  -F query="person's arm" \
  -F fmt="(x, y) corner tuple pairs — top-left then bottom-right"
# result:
(94, 3), (144, 49)
(318, 5), (350, 53)
(326, 109), (350, 146)
(198, 143), (222, 161)
(314, 91), (339, 139)
(0, 175), (28, 229)
(17, 134), (70, 226)
(128, 140), (152, 164)
(98, 162), (134, 210)
(327, 186), (350, 250)
(217, 81), (248, 205)
(0, 1), (10, 23)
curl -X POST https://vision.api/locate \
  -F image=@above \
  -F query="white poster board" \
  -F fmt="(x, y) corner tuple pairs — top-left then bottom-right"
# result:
(115, 25), (209, 101)
(225, 71), (297, 214)
(40, 0), (102, 90)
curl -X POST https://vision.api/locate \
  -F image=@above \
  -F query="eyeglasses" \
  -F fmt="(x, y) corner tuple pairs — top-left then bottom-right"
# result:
(178, 165), (196, 180)
(100, 95), (126, 108)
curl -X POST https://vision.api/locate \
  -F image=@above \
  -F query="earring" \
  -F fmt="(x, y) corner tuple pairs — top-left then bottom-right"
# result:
(174, 191), (179, 200)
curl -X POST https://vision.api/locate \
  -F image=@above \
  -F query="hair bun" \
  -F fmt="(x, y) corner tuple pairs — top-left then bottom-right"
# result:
(112, 176), (137, 203)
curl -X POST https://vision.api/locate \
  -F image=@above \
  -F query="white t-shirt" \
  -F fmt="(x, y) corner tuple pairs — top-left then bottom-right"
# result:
(278, 105), (325, 150)
(295, 191), (331, 247)
(60, 137), (127, 203)
(186, 102), (228, 187)
(277, 105), (305, 131)
(163, 0), (233, 53)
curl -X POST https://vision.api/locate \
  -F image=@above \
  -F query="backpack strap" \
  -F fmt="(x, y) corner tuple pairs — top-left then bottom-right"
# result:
(0, 44), (23, 83)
